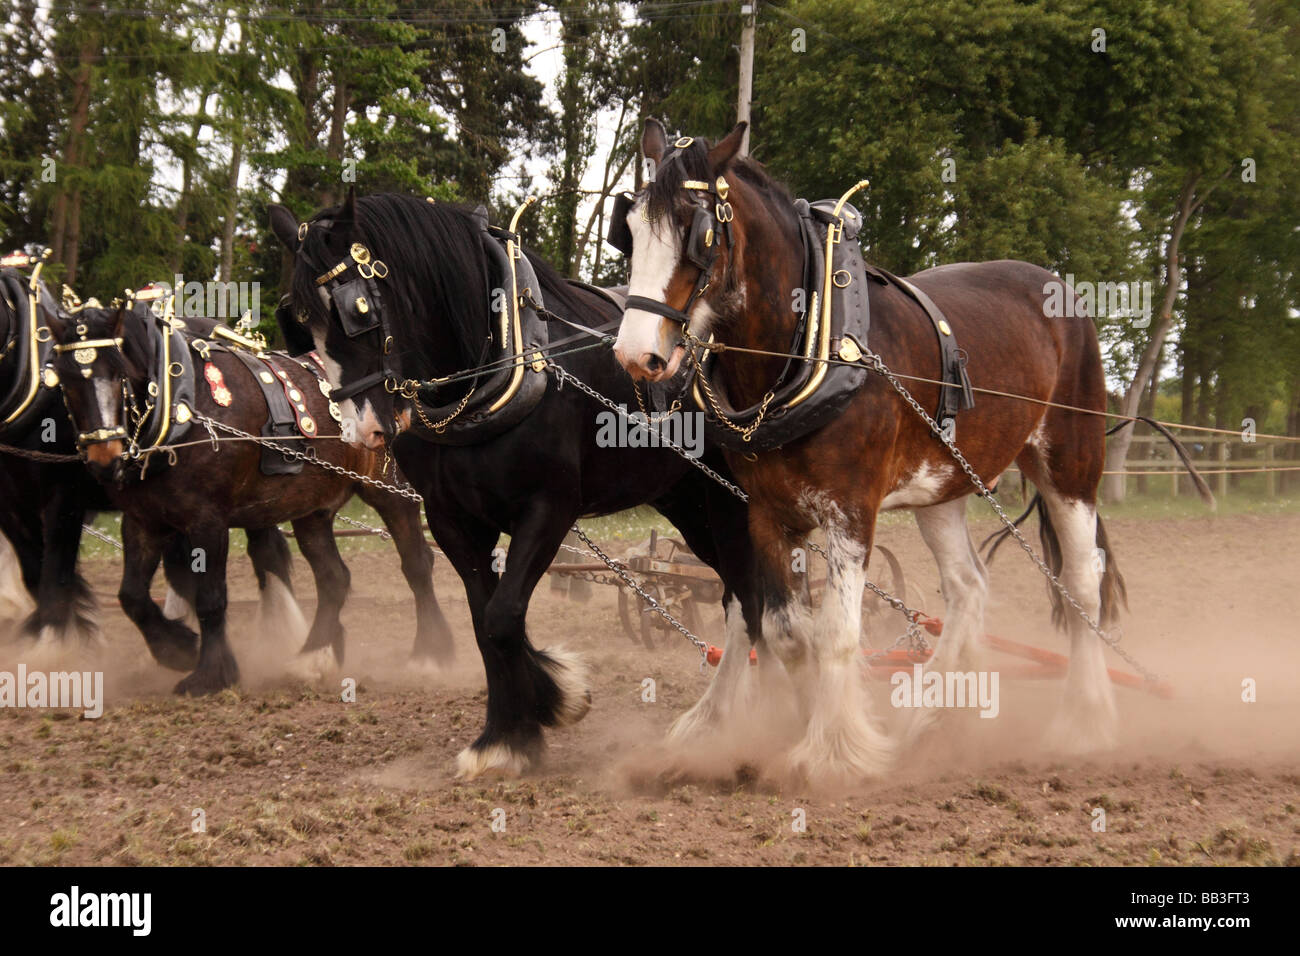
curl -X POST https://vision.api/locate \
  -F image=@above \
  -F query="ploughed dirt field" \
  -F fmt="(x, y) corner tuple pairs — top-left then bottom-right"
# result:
(1, 508), (1298, 866)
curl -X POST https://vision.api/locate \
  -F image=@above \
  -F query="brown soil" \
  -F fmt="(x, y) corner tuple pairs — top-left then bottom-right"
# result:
(1, 512), (1297, 866)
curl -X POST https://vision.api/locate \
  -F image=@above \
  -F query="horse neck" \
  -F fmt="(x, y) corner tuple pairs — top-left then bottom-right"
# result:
(713, 191), (806, 410)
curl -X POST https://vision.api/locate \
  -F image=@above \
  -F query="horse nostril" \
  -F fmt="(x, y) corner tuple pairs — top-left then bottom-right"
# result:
(642, 353), (666, 373)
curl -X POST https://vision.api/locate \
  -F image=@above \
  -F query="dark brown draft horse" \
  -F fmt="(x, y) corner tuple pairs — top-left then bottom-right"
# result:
(46, 302), (452, 694)
(614, 120), (1136, 787)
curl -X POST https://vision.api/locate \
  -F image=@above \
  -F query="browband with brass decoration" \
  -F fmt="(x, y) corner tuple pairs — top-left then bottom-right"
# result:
(314, 260), (349, 286)
(53, 337), (123, 353)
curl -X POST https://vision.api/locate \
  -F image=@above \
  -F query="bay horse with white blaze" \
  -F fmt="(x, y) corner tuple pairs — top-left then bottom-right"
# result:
(46, 300), (452, 693)
(1, 263), (283, 666)
(614, 120), (1135, 787)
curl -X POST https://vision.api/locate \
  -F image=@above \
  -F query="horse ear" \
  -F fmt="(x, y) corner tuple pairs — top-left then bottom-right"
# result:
(338, 186), (357, 227)
(112, 305), (127, 339)
(707, 122), (747, 173)
(642, 118), (668, 164)
(269, 204), (301, 252)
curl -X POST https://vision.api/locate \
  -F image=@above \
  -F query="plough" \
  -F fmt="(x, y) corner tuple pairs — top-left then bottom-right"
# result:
(548, 530), (1173, 698)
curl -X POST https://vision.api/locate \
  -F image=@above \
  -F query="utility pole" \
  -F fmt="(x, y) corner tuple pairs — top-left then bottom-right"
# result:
(737, 2), (755, 155)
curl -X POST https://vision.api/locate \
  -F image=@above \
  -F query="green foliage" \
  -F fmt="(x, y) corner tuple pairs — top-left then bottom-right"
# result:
(0, 0), (1293, 439)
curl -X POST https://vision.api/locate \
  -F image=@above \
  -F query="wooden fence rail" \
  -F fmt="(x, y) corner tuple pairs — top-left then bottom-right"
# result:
(1002, 434), (1298, 498)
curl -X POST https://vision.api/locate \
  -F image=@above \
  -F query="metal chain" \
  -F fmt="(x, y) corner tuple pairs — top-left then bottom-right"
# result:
(804, 539), (930, 659)
(548, 364), (750, 501)
(337, 513), (392, 539)
(190, 413), (425, 503)
(413, 386), (476, 433)
(686, 334), (776, 442)
(81, 524), (123, 550)
(632, 380), (681, 427)
(853, 346), (1162, 684)
(569, 524), (710, 664)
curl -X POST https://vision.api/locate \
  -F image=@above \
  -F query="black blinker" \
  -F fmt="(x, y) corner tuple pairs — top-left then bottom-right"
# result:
(329, 277), (381, 337)
(685, 205), (716, 270)
(607, 192), (634, 257)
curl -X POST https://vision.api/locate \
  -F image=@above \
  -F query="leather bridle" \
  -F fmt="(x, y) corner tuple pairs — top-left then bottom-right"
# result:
(614, 137), (734, 332)
(279, 225), (395, 404)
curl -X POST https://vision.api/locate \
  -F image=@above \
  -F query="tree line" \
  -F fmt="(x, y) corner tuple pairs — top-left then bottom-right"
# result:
(1, 0), (1296, 491)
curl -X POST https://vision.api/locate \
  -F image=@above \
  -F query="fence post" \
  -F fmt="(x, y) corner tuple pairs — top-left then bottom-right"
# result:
(1266, 443), (1277, 497)
(1217, 439), (1229, 499)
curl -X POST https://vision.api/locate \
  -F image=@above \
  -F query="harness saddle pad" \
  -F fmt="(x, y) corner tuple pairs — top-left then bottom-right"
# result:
(224, 348), (316, 475)
(0, 269), (60, 436)
(863, 265), (976, 431)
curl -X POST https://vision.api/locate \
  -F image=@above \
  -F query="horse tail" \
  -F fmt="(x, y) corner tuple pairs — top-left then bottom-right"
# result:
(1112, 416), (1215, 509)
(978, 492), (1039, 564)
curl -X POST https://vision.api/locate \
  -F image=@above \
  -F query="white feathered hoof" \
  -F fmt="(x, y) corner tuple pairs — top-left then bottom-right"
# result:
(1044, 694), (1119, 755)
(0, 539), (34, 623)
(20, 623), (104, 671)
(786, 719), (895, 792)
(455, 741), (535, 780)
(666, 696), (725, 748)
(283, 646), (340, 683)
(258, 576), (308, 654)
(538, 647), (592, 727)
(895, 695), (944, 755)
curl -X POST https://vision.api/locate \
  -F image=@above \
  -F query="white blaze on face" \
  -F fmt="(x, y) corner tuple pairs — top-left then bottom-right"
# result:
(310, 323), (383, 448)
(614, 200), (687, 379)
(93, 379), (118, 429)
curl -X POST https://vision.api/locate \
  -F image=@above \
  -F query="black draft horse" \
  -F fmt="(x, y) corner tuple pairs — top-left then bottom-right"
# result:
(0, 267), (292, 665)
(269, 192), (764, 778)
(45, 300), (452, 693)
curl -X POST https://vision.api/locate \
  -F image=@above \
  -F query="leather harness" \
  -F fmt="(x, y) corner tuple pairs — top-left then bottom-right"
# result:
(608, 170), (976, 451)
(279, 204), (553, 445)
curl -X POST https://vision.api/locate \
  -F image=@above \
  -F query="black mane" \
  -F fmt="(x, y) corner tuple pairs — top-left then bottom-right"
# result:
(293, 193), (602, 377)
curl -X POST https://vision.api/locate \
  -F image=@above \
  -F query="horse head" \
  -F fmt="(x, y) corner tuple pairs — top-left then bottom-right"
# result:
(46, 301), (152, 474)
(612, 119), (760, 383)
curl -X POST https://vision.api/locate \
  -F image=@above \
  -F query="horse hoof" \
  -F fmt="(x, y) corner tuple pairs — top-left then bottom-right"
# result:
(173, 664), (239, 696)
(1044, 706), (1118, 755)
(284, 646), (339, 682)
(147, 634), (200, 673)
(455, 742), (533, 780)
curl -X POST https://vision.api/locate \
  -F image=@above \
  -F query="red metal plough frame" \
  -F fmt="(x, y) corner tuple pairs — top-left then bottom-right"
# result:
(707, 612), (1174, 699)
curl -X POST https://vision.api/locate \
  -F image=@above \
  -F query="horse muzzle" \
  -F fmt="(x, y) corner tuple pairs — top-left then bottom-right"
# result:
(614, 342), (685, 383)
(83, 440), (124, 467)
